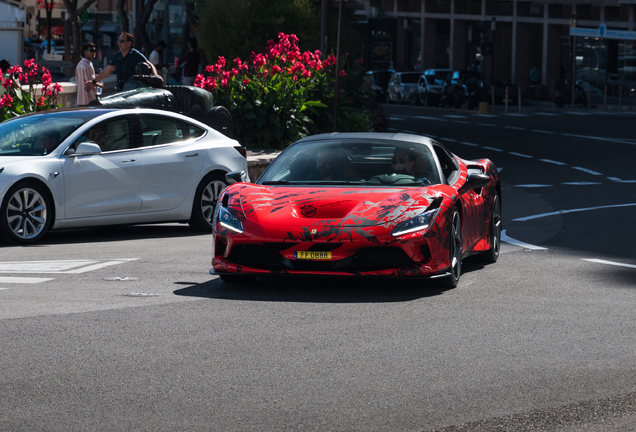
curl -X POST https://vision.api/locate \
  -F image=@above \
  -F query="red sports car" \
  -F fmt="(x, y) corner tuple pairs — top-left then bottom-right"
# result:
(211, 133), (501, 287)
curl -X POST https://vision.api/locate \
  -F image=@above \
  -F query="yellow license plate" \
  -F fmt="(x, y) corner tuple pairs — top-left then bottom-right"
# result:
(294, 251), (332, 260)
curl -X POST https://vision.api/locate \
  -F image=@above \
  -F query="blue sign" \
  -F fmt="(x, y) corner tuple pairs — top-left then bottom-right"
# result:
(570, 24), (636, 40)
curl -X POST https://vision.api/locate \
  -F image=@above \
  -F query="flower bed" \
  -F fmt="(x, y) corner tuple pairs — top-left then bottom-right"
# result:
(195, 33), (378, 149)
(1, 59), (63, 121)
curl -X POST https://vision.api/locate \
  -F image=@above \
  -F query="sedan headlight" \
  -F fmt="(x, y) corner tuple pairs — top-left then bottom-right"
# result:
(391, 208), (439, 237)
(215, 205), (244, 233)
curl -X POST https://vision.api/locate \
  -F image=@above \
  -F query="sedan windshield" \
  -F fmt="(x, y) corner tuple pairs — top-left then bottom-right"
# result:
(0, 111), (102, 156)
(259, 139), (441, 187)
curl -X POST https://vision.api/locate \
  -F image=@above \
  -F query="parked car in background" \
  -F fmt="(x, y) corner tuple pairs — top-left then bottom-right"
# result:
(416, 74), (444, 106)
(38, 40), (64, 58)
(364, 69), (394, 102)
(0, 108), (248, 244)
(387, 71), (424, 104)
(424, 69), (456, 86)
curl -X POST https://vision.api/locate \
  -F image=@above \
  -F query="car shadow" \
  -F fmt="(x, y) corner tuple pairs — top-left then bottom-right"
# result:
(22, 223), (206, 246)
(173, 275), (457, 304)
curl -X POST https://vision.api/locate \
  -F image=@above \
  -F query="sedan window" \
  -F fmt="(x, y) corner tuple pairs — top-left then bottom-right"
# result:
(138, 115), (192, 147)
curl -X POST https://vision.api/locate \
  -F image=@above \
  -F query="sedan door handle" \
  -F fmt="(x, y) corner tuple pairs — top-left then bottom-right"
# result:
(121, 159), (136, 164)
(185, 153), (199, 158)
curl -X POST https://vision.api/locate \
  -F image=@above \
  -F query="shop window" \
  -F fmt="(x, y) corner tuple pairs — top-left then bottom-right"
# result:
(620, 6), (631, 22)
(381, 0), (394, 11)
(397, 0), (421, 12)
(605, 6), (622, 22)
(517, 2), (542, 18)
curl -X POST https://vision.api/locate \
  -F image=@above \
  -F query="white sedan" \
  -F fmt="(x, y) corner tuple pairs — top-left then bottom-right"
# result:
(0, 108), (249, 244)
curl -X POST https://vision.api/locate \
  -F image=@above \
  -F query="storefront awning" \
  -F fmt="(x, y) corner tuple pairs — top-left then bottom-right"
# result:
(81, 23), (94, 32)
(98, 22), (120, 34)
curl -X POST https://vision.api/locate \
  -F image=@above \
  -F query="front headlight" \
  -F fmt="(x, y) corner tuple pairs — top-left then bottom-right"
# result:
(391, 208), (439, 237)
(215, 205), (244, 233)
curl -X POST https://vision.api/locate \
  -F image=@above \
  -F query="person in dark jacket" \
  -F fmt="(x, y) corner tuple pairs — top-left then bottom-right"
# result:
(179, 38), (200, 86)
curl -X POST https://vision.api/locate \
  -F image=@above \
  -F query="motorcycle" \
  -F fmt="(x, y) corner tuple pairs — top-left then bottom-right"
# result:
(554, 82), (587, 108)
(440, 81), (466, 109)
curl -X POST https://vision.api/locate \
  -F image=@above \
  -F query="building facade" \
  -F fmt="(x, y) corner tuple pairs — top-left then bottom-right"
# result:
(354, 0), (636, 96)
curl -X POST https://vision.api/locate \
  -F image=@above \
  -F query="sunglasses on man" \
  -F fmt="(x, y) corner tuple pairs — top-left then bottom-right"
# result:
(118, 39), (130, 44)
(86, 49), (96, 53)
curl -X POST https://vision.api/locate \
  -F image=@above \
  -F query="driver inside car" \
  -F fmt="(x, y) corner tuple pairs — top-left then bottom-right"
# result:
(391, 147), (433, 184)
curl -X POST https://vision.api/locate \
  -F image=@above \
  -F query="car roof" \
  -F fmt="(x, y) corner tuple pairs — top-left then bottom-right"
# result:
(295, 132), (435, 147)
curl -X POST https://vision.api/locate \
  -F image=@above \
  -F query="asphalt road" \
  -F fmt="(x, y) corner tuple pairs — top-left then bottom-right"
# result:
(1, 105), (635, 432)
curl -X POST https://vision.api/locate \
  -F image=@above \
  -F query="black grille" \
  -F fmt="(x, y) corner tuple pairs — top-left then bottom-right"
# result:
(351, 247), (415, 272)
(227, 244), (283, 269)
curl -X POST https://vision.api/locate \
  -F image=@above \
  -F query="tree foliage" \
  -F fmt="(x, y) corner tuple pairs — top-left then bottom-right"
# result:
(197, 0), (321, 62)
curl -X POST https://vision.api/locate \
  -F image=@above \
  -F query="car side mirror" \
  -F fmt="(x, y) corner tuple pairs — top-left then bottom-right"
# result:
(66, 142), (102, 157)
(225, 170), (247, 184)
(461, 172), (490, 192)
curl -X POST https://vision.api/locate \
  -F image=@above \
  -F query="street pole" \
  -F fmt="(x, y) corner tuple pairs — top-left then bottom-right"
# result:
(333, 0), (344, 132)
(491, 17), (496, 82)
(321, 0), (330, 55)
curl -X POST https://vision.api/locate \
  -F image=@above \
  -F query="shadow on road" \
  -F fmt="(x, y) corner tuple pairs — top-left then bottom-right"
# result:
(3, 223), (206, 247)
(173, 276), (455, 303)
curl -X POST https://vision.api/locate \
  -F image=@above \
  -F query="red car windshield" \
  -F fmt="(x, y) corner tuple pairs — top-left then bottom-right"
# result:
(259, 139), (441, 187)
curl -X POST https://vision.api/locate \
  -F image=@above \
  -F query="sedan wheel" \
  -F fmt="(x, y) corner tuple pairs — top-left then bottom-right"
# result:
(439, 209), (462, 288)
(1, 182), (51, 244)
(480, 193), (502, 263)
(189, 174), (227, 231)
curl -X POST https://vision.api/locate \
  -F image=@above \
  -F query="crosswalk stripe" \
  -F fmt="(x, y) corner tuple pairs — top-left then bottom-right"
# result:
(0, 277), (55, 284)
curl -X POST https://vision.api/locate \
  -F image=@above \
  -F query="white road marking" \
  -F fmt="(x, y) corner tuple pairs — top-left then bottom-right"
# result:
(572, 166), (603, 175)
(532, 130), (555, 134)
(402, 130), (418, 134)
(414, 116), (448, 121)
(473, 114), (498, 117)
(562, 133), (636, 146)
(562, 182), (602, 185)
(501, 230), (548, 250)
(514, 184), (553, 188)
(0, 288), (8, 291)
(460, 141), (480, 147)
(533, 112), (561, 116)
(503, 113), (530, 117)
(504, 126), (525, 130)
(443, 115), (469, 118)
(390, 117), (405, 121)
(453, 120), (471, 124)
(509, 152), (534, 158)
(565, 111), (593, 115)
(441, 138), (457, 142)
(512, 202), (636, 222)
(0, 259), (138, 274)
(582, 259), (636, 270)
(539, 159), (567, 166)
(608, 177), (636, 183)
(477, 123), (497, 127)
(0, 277), (55, 284)
(483, 146), (505, 152)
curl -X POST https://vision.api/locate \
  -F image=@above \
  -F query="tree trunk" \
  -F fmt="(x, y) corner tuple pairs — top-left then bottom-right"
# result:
(134, 0), (159, 54)
(61, 0), (98, 66)
(116, 0), (129, 33)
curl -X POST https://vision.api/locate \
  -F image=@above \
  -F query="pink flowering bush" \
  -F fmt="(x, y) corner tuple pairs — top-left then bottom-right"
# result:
(195, 33), (374, 148)
(1, 59), (63, 121)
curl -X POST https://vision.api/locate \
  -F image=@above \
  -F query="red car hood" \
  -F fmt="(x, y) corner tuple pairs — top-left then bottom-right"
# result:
(237, 185), (436, 227)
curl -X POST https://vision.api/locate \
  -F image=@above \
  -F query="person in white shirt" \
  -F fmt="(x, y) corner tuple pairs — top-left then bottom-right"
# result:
(149, 40), (166, 69)
(75, 42), (101, 106)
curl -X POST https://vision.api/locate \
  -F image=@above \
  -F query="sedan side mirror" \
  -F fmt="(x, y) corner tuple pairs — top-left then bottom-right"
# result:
(225, 170), (247, 184)
(66, 142), (102, 157)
